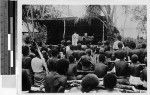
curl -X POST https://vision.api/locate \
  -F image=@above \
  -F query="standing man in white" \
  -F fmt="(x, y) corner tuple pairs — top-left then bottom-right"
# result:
(72, 32), (79, 46)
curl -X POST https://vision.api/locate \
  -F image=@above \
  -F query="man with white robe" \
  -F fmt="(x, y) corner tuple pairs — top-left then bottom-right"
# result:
(72, 32), (79, 46)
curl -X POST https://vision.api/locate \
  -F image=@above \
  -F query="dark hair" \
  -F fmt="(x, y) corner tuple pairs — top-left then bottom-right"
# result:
(81, 58), (91, 68)
(56, 59), (69, 75)
(95, 48), (100, 54)
(130, 41), (136, 49)
(30, 46), (36, 54)
(105, 40), (110, 45)
(69, 55), (75, 63)
(141, 43), (146, 49)
(34, 50), (40, 58)
(47, 59), (57, 72)
(24, 36), (31, 44)
(115, 51), (125, 60)
(81, 74), (99, 92)
(22, 46), (29, 56)
(118, 42), (123, 49)
(103, 73), (117, 89)
(111, 54), (116, 61)
(51, 49), (58, 57)
(99, 54), (106, 63)
(131, 54), (138, 63)
(77, 43), (82, 50)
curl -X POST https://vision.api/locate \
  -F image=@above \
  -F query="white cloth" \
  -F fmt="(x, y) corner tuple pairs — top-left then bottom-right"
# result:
(129, 76), (144, 85)
(113, 40), (124, 50)
(113, 40), (120, 50)
(66, 46), (70, 52)
(31, 57), (44, 73)
(72, 33), (79, 46)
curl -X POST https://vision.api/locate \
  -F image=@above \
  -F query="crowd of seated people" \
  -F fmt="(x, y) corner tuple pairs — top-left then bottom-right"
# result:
(22, 35), (147, 93)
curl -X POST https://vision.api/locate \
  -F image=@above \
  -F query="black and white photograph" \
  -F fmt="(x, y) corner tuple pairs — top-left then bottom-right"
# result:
(21, 4), (147, 93)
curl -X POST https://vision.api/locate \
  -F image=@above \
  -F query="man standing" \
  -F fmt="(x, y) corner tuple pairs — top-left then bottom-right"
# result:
(113, 35), (124, 50)
(72, 32), (79, 46)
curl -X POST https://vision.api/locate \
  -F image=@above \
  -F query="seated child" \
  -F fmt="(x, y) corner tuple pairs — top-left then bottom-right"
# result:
(81, 74), (99, 93)
(102, 73), (120, 93)
(94, 54), (108, 78)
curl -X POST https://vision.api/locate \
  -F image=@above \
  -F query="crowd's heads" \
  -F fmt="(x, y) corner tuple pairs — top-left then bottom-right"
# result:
(30, 45), (36, 54)
(69, 55), (75, 63)
(95, 48), (100, 54)
(22, 46), (30, 56)
(81, 57), (92, 70)
(130, 41), (136, 49)
(56, 59), (69, 75)
(77, 43), (82, 50)
(51, 49), (59, 57)
(85, 49), (91, 56)
(115, 50), (126, 60)
(47, 59), (57, 72)
(103, 73), (117, 89)
(131, 54), (138, 63)
(141, 43), (146, 49)
(111, 53), (116, 61)
(81, 74), (99, 92)
(118, 42), (123, 49)
(99, 54), (106, 63)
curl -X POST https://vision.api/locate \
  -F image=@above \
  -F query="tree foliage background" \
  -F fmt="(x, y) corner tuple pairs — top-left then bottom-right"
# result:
(22, 5), (147, 45)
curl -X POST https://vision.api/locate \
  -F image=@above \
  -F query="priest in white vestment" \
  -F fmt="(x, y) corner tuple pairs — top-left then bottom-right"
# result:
(72, 32), (79, 46)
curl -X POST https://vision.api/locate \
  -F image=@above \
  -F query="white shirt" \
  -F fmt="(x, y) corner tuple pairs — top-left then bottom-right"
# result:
(72, 33), (79, 46)
(113, 40), (124, 50)
(113, 40), (120, 50)
(31, 57), (44, 73)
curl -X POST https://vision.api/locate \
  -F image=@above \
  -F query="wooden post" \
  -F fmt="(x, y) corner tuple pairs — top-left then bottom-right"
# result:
(102, 22), (104, 44)
(63, 19), (66, 40)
